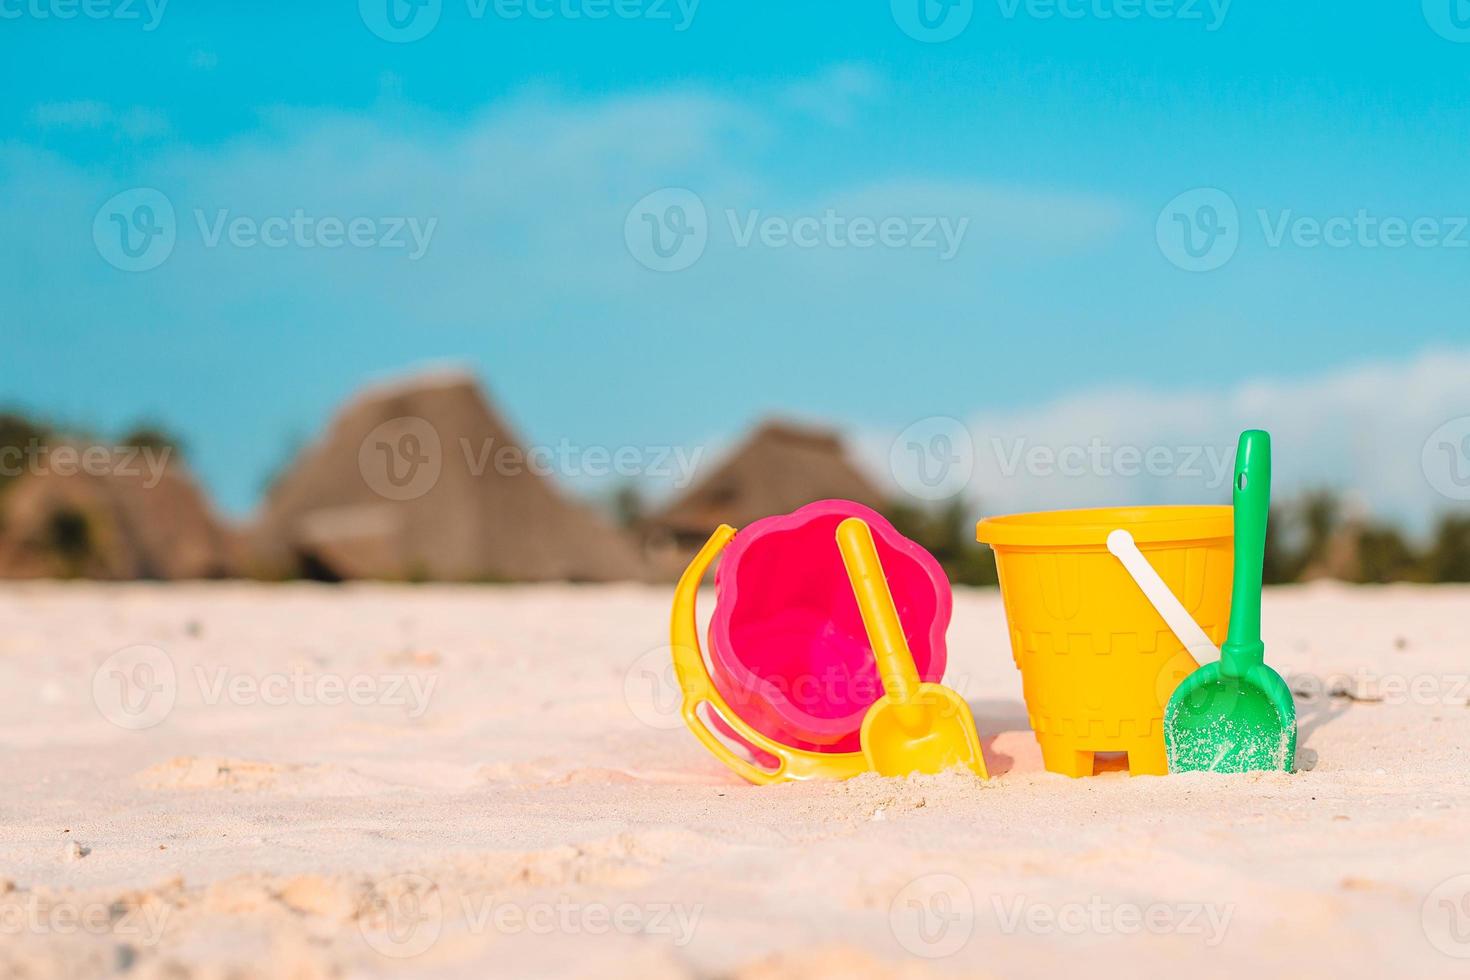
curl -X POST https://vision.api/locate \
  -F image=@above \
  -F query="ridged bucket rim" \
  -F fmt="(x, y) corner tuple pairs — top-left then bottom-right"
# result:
(976, 505), (1232, 549)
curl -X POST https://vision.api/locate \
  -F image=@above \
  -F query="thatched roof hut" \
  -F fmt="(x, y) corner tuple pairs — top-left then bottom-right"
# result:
(0, 449), (236, 580)
(245, 369), (644, 582)
(644, 420), (885, 571)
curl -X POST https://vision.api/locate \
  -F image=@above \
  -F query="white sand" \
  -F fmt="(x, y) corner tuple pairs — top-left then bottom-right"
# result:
(1, 582), (1467, 978)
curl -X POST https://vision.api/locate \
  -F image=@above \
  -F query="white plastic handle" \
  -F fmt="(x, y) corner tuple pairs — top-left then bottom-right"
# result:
(1106, 529), (1220, 665)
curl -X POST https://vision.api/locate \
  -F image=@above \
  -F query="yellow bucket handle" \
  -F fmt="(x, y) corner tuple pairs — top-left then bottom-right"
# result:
(669, 524), (869, 784)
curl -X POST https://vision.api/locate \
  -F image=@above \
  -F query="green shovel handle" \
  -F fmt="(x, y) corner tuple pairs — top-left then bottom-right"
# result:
(1222, 429), (1271, 678)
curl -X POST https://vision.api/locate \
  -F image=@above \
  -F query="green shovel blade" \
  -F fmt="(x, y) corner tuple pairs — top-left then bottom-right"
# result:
(1165, 663), (1297, 773)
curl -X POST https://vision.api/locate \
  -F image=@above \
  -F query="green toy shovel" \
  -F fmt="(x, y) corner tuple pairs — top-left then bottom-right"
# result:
(1164, 430), (1297, 773)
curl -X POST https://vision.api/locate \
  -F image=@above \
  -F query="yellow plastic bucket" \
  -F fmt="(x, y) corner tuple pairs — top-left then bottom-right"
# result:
(976, 506), (1233, 777)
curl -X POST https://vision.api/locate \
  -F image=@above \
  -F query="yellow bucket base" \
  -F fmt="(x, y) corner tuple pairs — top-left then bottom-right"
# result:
(1037, 735), (1168, 778)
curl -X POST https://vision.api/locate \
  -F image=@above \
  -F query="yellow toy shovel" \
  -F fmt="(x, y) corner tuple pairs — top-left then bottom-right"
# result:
(836, 518), (988, 778)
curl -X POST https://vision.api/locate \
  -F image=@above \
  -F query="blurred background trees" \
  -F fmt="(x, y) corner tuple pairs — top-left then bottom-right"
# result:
(897, 489), (1470, 588)
(2, 406), (1468, 585)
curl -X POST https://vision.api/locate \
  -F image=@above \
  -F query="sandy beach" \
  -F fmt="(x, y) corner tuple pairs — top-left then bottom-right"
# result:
(1, 581), (1467, 978)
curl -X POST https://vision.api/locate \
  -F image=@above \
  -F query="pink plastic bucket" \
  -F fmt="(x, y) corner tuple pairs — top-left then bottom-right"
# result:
(708, 499), (951, 754)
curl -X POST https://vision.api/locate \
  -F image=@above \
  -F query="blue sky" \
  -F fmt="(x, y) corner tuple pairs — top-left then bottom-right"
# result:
(3, 2), (1469, 524)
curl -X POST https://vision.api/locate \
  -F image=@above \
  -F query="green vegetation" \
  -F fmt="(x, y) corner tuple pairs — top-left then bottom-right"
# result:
(884, 500), (999, 587)
(612, 483), (646, 530)
(118, 423), (187, 459)
(1426, 516), (1470, 581)
(1261, 490), (1470, 584)
(890, 491), (1470, 588)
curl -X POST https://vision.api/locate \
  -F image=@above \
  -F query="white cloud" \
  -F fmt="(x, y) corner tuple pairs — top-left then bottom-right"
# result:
(11, 70), (1124, 322)
(856, 348), (1470, 534)
(31, 100), (112, 129)
(781, 63), (885, 127)
(30, 101), (171, 141)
